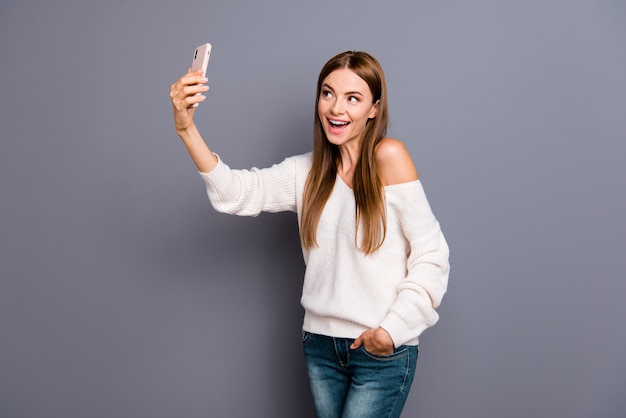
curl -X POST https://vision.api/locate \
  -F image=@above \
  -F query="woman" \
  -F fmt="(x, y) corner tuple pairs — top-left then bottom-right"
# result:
(170, 50), (449, 418)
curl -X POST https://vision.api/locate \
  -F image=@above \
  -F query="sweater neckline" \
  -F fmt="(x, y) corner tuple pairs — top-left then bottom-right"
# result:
(336, 174), (353, 191)
(335, 173), (421, 192)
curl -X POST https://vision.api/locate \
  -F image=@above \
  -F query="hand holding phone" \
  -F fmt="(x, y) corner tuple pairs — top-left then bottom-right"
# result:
(190, 43), (212, 108)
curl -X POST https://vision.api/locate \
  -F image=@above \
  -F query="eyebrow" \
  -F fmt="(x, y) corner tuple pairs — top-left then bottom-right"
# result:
(321, 83), (365, 97)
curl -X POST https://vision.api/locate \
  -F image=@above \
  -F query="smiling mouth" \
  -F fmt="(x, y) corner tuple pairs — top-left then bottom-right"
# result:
(328, 119), (349, 127)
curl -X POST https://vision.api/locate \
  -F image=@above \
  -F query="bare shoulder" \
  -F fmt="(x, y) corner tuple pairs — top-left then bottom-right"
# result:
(375, 137), (419, 185)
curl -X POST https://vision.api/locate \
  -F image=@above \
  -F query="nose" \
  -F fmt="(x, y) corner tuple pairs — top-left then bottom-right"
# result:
(331, 99), (345, 115)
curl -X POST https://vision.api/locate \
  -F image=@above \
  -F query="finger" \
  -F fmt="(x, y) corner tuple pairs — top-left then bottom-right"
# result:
(171, 83), (209, 108)
(350, 336), (363, 349)
(176, 71), (208, 90)
(185, 94), (206, 108)
(185, 87), (209, 107)
(182, 77), (209, 91)
(183, 84), (209, 96)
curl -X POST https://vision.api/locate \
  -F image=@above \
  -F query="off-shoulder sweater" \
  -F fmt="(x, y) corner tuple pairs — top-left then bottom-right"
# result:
(199, 152), (449, 347)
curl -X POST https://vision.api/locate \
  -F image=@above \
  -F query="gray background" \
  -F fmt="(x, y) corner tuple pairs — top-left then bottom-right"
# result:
(1, 0), (625, 417)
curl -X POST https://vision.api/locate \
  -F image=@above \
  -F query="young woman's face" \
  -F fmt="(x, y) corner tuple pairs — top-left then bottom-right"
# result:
(318, 68), (379, 149)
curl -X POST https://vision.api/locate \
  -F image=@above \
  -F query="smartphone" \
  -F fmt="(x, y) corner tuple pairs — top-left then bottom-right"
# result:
(190, 43), (212, 107)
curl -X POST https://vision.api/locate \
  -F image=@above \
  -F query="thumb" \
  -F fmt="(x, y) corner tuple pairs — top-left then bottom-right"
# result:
(350, 335), (363, 350)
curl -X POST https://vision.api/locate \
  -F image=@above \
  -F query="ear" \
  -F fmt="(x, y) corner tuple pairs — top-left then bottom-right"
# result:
(368, 100), (380, 119)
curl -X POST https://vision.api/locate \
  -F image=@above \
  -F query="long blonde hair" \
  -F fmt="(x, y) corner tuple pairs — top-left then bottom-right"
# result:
(301, 51), (388, 254)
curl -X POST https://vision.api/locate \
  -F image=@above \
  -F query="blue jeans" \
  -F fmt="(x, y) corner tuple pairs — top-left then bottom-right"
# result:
(302, 331), (418, 418)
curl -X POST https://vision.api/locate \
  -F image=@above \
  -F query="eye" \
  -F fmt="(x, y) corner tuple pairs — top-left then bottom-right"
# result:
(348, 96), (359, 104)
(321, 89), (333, 99)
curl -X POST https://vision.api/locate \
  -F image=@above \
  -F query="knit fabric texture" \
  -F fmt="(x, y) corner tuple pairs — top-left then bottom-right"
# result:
(199, 153), (449, 347)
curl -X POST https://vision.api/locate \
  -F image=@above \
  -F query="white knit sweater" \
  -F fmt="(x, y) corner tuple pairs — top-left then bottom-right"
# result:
(199, 152), (449, 347)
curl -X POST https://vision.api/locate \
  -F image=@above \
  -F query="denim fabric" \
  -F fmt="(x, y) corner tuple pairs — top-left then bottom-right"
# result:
(302, 331), (418, 418)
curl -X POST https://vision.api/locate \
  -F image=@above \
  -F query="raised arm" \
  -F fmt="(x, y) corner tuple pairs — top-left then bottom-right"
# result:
(169, 69), (218, 173)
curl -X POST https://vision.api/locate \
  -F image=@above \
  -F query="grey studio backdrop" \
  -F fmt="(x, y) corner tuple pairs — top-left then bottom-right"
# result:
(1, 1), (625, 417)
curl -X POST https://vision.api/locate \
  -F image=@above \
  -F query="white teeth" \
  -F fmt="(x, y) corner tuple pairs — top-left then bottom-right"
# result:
(329, 120), (348, 126)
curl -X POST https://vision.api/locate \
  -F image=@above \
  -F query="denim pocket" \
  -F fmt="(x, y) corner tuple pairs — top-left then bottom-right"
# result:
(361, 345), (410, 361)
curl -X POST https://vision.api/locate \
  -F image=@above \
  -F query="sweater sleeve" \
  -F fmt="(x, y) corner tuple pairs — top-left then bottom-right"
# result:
(198, 154), (299, 216)
(379, 180), (450, 347)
